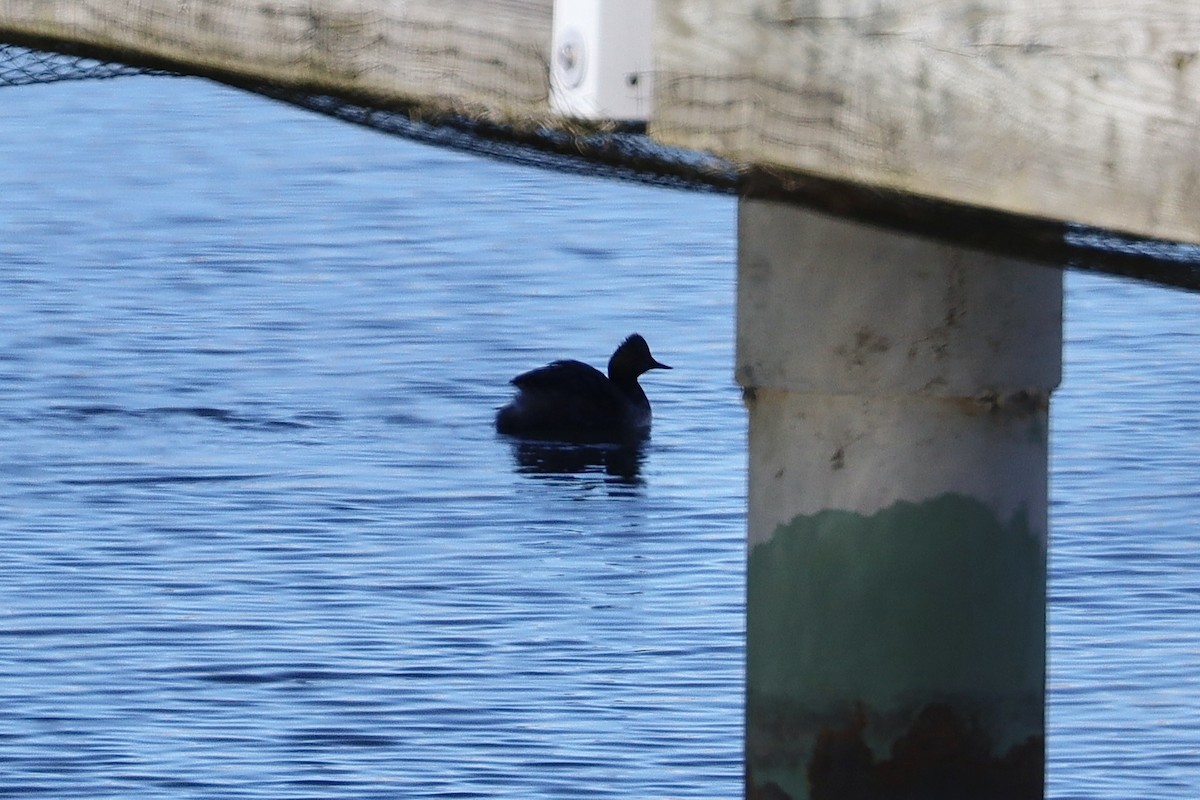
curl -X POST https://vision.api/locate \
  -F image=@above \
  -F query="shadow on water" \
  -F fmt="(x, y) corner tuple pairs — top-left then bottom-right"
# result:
(505, 437), (646, 484)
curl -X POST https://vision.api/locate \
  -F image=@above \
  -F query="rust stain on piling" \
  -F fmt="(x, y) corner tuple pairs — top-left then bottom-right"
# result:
(746, 702), (1044, 800)
(829, 446), (845, 470)
(836, 326), (892, 367)
(950, 389), (1049, 416)
(805, 703), (1043, 800)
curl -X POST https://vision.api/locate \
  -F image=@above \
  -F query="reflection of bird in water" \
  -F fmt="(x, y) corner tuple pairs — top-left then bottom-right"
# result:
(509, 439), (647, 484)
(495, 334), (670, 444)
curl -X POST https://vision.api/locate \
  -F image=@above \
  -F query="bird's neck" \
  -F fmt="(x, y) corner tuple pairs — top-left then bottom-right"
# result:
(611, 373), (649, 409)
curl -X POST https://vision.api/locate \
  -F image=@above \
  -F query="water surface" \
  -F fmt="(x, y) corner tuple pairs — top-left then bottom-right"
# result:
(0, 76), (1197, 798)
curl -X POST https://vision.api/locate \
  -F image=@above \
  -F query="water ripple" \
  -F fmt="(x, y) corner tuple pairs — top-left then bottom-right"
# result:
(3, 76), (1199, 800)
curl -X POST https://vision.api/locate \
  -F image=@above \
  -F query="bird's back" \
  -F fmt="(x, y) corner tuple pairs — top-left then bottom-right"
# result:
(496, 359), (642, 441)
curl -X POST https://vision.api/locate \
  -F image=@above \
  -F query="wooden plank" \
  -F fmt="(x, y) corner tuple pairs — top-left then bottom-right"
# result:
(654, 1), (1200, 245)
(6, 0), (1200, 249)
(0, 0), (553, 122)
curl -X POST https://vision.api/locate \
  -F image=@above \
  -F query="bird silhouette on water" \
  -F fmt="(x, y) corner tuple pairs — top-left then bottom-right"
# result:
(495, 334), (671, 443)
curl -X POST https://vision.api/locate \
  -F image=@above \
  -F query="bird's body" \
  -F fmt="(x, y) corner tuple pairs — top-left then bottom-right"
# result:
(496, 334), (669, 443)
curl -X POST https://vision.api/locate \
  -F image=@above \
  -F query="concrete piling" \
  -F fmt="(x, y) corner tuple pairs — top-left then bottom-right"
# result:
(739, 199), (1062, 800)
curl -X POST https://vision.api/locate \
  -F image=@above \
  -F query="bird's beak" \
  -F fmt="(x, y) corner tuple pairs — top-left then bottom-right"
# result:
(652, 359), (672, 370)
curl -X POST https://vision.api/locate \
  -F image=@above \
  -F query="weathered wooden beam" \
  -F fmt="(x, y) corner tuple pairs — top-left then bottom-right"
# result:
(655, 1), (1200, 246)
(7, 0), (1200, 248)
(0, 0), (554, 122)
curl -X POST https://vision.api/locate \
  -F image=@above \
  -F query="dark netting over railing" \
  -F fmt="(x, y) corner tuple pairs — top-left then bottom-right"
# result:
(254, 86), (739, 195)
(0, 41), (739, 197)
(0, 42), (171, 85)
(3, 42), (1199, 291)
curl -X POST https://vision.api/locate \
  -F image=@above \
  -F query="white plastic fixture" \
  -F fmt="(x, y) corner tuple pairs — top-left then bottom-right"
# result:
(550, 0), (655, 123)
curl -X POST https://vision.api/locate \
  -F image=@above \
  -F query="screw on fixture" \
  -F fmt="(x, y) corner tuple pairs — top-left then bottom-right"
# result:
(554, 28), (587, 89)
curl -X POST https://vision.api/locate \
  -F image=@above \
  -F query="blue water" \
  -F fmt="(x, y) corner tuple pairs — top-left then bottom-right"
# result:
(0, 77), (1197, 798)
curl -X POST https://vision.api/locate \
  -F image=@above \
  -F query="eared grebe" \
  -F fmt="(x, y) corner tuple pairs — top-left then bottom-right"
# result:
(495, 334), (671, 442)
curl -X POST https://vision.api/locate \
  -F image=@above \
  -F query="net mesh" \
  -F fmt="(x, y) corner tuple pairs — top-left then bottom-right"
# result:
(0, 43), (171, 85)
(256, 86), (739, 195)
(1, 42), (1198, 291)
(0, 42), (738, 196)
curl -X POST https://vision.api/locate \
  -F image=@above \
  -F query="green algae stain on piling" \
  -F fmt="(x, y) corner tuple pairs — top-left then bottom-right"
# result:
(746, 493), (1045, 800)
